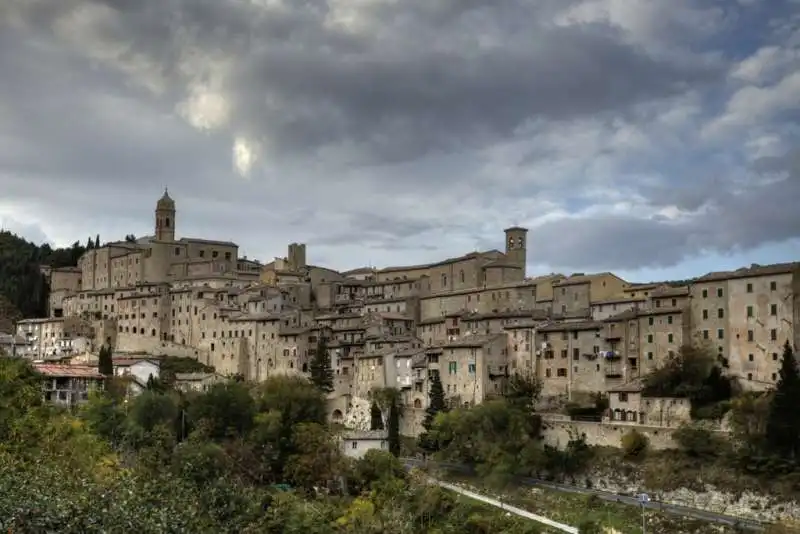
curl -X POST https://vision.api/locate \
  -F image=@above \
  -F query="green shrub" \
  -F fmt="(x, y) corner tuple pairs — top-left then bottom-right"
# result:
(621, 430), (649, 459)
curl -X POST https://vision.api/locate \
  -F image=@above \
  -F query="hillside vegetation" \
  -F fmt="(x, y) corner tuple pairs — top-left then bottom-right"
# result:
(0, 357), (541, 533)
(0, 231), (90, 323)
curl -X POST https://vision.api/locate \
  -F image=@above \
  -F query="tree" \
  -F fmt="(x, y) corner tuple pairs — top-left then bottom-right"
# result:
(369, 402), (384, 431)
(418, 371), (446, 452)
(98, 345), (113, 377)
(387, 399), (400, 457)
(765, 342), (800, 461)
(95, 234), (101, 248)
(309, 336), (333, 393)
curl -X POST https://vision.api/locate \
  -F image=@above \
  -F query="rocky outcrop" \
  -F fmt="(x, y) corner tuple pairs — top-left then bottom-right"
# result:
(590, 469), (800, 523)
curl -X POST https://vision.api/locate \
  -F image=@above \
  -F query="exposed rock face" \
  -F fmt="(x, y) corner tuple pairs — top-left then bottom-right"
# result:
(589, 469), (800, 523)
(343, 396), (371, 430)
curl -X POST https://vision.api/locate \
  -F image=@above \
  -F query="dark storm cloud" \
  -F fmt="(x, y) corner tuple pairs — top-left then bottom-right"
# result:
(0, 0), (797, 274)
(2, 0), (723, 166)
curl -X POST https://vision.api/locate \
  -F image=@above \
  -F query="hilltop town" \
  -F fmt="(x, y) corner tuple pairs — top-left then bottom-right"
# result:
(8, 190), (800, 436)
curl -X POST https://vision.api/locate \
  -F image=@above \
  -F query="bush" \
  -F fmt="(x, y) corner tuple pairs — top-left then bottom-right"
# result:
(621, 430), (649, 459)
(673, 424), (724, 458)
(578, 518), (604, 533)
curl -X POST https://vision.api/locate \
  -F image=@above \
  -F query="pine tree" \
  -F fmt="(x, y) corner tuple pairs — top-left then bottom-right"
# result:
(765, 341), (800, 461)
(309, 336), (334, 393)
(370, 402), (384, 430)
(418, 371), (447, 452)
(98, 345), (113, 376)
(387, 399), (401, 457)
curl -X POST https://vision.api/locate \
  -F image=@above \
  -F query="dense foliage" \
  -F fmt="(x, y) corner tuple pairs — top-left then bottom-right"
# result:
(765, 342), (800, 461)
(310, 335), (334, 393)
(0, 231), (90, 320)
(643, 344), (733, 417)
(0, 358), (538, 533)
(427, 373), (593, 487)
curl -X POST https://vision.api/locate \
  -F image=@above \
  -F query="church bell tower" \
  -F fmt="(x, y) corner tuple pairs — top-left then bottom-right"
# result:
(504, 226), (528, 275)
(155, 188), (176, 242)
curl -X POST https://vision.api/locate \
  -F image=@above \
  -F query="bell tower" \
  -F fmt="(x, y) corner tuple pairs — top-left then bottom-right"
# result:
(504, 226), (528, 275)
(155, 188), (176, 242)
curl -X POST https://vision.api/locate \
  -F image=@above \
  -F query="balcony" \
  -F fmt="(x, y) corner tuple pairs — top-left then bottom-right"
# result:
(397, 376), (412, 388)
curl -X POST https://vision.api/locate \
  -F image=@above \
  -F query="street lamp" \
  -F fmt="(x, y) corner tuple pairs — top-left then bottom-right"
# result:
(637, 492), (650, 533)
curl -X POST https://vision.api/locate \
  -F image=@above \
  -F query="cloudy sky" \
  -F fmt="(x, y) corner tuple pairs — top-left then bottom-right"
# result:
(1, 0), (798, 282)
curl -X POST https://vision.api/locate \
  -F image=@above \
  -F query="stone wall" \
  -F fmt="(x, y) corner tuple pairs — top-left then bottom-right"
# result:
(541, 419), (680, 450)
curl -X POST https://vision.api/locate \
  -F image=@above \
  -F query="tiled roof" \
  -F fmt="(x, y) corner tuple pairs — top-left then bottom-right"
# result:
(34, 364), (104, 379)
(695, 262), (800, 282)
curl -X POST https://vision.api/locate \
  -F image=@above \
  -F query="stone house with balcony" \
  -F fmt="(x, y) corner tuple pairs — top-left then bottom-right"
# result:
(607, 379), (691, 428)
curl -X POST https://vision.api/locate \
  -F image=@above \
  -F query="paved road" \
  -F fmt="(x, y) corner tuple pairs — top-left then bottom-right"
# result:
(403, 458), (767, 532)
(431, 478), (578, 533)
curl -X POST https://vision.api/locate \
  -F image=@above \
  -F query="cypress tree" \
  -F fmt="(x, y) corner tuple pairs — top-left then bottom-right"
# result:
(370, 402), (384, 430)
(766, 341), (800, 461)
(98, 345), (114, 377)
(418, 371), (447, 451)
(309, 336), (333, 393)
(387, 398), (401, 457)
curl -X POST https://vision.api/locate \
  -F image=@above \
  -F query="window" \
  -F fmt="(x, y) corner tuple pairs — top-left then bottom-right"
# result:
(647, 334), (653, 343)
(746, 283), (753, 293)
(351, 441), (357, 449)
(573, 348), (579, 360)
(703, 309), (709, 320)
(199, 250), (205, 258)
(667, 315), (673, 325)
(771, 329), (777, 341)
(671, 298), (677, 307)
(545, 369), (552, 378)
(648, 317), (654, 326)
(771, 304), (777, 316)
(747, 306), (753, 318)
(225, 252), (232, 261)
(717, 288), (723, 298)
(619, 393), (628, 402)
(703, 330), (709, 339)
(647, 351), (653, 360)
(747, 373), (753, 381)
(448, 361), (457, 374)
(174, 247), (181, 256)
(655, 300), (661, 308)
(717, 308), (724, 319)
(748, 354), (754, 362)
(770, 281), (777, 291)
(557, 368), (567, 377)
(773, 352), (778, 361)
(668, 334), (673, 343)
(702, 289), (708, 298)
(460, 270), (465, 284)
(747, 330), (754, 342)
(717, 329), (724, 339)
(772, 373), (778, 381)
(468, 363), (475, 374)
(212, 250), (219, 258)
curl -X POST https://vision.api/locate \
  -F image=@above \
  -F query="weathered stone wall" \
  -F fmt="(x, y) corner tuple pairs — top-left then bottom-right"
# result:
(542, 419), (680, 450)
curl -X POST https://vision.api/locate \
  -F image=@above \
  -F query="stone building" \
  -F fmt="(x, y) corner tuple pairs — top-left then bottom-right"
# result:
(31, 190), (800, 438)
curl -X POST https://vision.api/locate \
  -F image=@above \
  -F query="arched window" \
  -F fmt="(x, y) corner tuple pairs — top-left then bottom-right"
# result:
(413, 399), (422, 409)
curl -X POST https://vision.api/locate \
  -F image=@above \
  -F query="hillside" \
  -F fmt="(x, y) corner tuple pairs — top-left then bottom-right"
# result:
(0, 231), (88, 327)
